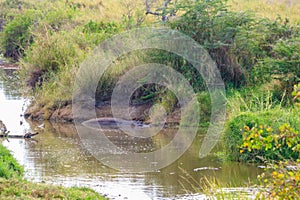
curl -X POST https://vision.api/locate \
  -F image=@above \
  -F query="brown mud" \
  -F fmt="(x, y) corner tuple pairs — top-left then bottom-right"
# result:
(0, 61), (18, 70)
(24, 103), (181, 126)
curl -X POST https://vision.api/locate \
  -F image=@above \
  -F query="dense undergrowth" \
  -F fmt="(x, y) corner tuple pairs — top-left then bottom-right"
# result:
(0, 0), (300, 199)
(0, 0), (299, 116)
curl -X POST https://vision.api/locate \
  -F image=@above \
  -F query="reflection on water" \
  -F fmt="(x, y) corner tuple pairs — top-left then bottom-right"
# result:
(0, 69), (30, 135)
(0, 68), (262, 199)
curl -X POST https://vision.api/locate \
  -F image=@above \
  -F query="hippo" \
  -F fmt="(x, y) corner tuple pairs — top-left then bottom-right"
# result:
(82, 117), (150, 130)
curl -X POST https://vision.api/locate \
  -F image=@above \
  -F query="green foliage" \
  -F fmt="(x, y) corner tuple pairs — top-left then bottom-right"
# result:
(156, 89), (177, 114)
(223, 107), (299, 161)
(0, 178), (106, 199)
(167, 0), (253, 87)
(83, 20), (123, 45)
(0, 144), (105, 199)
(84, 20), (121, 34)
(19, 17), (123, 108)
(254, 35), (300, 89)
(257, 162), (300, 200)
(196, 92), (211, 126)
(164, 0), (300, 90)
(233, 17), (296, 71)
(22, 30), (87, 72)
(293, 83), (300, 109)
(149, 51), (206, 92)
(1, 9), (40, 60)
(239, 124), (300, 162)
(0, 144), (23, 179)
(1, 0), (299, 122)
(0, 0), (33, 22)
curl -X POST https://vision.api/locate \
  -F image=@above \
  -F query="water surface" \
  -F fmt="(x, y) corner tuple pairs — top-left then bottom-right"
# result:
(0, 68), (261, 199)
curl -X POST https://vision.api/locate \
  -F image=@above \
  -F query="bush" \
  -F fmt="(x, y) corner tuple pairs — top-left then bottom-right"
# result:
(257, 160), (300, 200)
(82, 20), (123, 45)
(20, 18), (123, 109)
(254, 35), (300, 91)
(223, 108), (299, 161)
(167, 0), (253, 87)
(1, 9), (40, 60)
(233, 17), (296, 73)
(240, 124), (300, 162)
(20, 28), (90, 108)
(22, 30), (87, 73)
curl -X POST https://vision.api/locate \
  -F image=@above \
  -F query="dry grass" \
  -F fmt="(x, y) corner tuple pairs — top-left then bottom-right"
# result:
(228, 0), (300, 23)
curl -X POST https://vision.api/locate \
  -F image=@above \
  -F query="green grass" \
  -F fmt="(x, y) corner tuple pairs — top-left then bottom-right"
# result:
(0, 0), (298, 116)
(0, 143), (105, 199)
(0, 178), (106, 200)
(0, 144), (23, 179)
(222, 85), (300, 161)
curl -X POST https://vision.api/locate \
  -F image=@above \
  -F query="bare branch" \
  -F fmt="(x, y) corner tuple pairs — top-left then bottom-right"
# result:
(145, 11), (160, 16)
(145, 0), (173, 21)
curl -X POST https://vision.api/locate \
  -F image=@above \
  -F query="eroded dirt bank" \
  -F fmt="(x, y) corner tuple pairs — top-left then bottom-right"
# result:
(24, 102), (181, 126)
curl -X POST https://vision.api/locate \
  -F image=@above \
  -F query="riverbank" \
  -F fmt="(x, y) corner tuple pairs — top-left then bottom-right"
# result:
(0, 0), (299, 199)
(0, 59), (18, 70)
(24, 101), (182, 125)
(0, 143), (106, 199)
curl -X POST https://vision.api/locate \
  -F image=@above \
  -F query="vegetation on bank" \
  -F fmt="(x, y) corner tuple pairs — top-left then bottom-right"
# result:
(0, 0), (298, 118)
(0, 143), (105, 199)
(0, 0), (300, 199)
(0, 144), (23, 179)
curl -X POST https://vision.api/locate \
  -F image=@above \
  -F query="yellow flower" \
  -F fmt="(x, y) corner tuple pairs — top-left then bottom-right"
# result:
(240, 149), (244, 154)
(259, 125), (263, 129)
(278, 173), (285, 179)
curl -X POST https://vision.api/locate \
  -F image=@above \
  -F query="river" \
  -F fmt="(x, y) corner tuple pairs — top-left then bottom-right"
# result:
(0, 67), (262, 199)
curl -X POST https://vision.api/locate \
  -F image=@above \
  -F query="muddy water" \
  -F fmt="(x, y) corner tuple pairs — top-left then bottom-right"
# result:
(0, 68), (262, 199)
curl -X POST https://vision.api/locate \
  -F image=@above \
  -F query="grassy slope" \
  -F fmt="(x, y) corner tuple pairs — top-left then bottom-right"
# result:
(0, 143), (105, 200)
(228, 0), (300, 23)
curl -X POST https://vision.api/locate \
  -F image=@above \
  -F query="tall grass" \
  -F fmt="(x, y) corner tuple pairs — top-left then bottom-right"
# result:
(1, 0), (299, 120)
(179, 167), (256, 199)
(223, 85), (300, 161)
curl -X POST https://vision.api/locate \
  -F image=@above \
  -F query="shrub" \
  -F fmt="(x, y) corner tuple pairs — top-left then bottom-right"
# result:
(22, 30), (87, 73)
(82, 20), (123, 45)
(1, 9), (40, 60)
(239, 124), (300, 162)
(254, 35), (300, 91)
(83, 20), (121, 35)
(166, 0), (254, 87)
(233, 17), (296, 73)
(257, 160), (300, 200)
(223, 108), (299, 161)
(19, 28), (90, 108)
